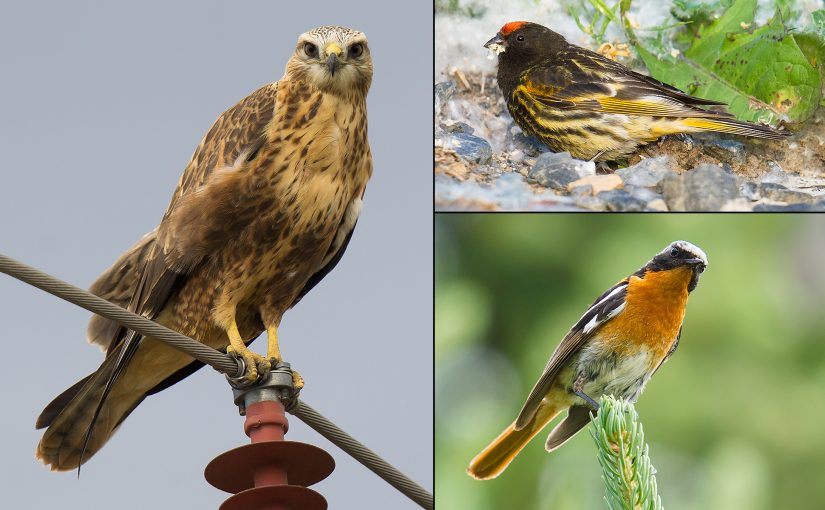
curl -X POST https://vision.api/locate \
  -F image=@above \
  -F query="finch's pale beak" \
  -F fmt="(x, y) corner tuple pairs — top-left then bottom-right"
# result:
(484, 34), (506, 55)
(325, 42), (343, 76)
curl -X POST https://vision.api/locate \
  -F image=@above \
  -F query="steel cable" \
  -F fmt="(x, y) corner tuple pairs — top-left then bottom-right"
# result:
(0, 252), (432, 510)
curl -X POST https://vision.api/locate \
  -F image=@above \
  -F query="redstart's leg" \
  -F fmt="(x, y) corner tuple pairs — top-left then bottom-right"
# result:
(573, 374), (600, 411)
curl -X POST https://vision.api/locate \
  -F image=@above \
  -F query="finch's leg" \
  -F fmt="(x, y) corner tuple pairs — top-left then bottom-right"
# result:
(266, 326), (303, 390)
(226, 320), (270, 382)
(573, 375), (600, 411)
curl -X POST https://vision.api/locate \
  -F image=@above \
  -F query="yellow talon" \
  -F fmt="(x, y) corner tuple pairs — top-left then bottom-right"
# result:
(292, 370), (304, 391)
(226, 344), (271, 382)
(227, 319), (270, 382)
(265, 325), (303, 391)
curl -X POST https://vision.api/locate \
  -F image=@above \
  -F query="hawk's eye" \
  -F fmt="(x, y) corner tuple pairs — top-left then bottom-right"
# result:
(349, 43), (363, 58)
(304, 42), (318, 57)
(670, 248), (679, 257)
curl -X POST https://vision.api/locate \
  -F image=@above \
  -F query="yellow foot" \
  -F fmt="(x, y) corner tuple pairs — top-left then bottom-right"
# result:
(292, 370), (304, 391)
(226, 345), (271, 382)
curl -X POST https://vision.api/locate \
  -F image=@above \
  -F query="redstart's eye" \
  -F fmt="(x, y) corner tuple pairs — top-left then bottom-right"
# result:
(696, 265), (705, 273)
(516, 34), (525, 42)
(670, 248), (679, 257)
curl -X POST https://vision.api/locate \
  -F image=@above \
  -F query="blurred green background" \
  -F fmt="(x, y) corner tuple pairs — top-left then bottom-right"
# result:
(436, 214), (825, 510)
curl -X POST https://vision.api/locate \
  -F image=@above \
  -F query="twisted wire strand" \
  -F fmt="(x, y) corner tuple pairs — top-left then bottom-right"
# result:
(293, 400), (433, 509)
(0, 252), (432, 510)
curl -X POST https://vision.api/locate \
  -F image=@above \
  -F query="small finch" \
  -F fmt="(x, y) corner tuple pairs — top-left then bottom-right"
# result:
(484, 21), (788, 162)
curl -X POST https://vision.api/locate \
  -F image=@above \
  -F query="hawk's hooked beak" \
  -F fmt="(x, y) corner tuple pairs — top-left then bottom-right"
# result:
(325, 42), (343, 76)
(484, 34), (506, 55)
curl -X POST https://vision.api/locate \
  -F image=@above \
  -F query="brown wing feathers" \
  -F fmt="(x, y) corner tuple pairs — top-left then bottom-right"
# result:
(57, 83), (281, 466)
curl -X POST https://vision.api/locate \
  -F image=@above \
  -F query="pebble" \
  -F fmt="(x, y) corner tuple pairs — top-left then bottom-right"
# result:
(569, 184), (593, 196)
(647, 198), (669, 211)
(616, 156), (673, 190)
(567, 174), (623, 195)
(761, 161), (790, 185)
(740, 180), (760, 201)
(661, 164), (741, 211)
(441, 121), (474, 134)
(528, 166), (578, 191)
(529, 152), (596, 186)
(598, 189), (647, 211)
(442, 132), (493, 164)
(624, 185), (665, 204)
(434, 81), (456, 116)
(573, 195), (608, 211)
(758, 182), (817, 204)
(753, 201), (825, 212)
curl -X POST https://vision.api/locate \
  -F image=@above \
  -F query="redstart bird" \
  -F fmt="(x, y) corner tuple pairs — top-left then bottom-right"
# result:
(484, 21), (787, 161)
(467, 240), (707, 480)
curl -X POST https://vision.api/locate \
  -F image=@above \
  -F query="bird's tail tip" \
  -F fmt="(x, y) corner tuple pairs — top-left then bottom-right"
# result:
(467, 404), (561, 480)
(682, 117), (790, 140)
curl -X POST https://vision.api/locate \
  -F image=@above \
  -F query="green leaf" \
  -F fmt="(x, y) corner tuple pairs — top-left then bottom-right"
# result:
(794, 31), (825, 106)
(624, 0), (822, 124)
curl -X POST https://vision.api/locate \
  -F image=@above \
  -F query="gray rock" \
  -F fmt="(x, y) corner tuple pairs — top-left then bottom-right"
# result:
(434, 81), (456, 116)
(740, 180), (759, 201)
(443, 132), (493, 164)
(441, 121), (474, 134)
(753, 201), (825, 212)
(661, 164), (741, 211)
(528, 166), (578, 191)
(624, 185), (665, 204)
(529, 152), (596, 184)
(569, 184), (593, 196)
(758, 182), (817, 204)
(617, 157), (673, 190)
(573, 195), (608, 211)
(598, 189), (647, 211)
(761, 161), (790, 185)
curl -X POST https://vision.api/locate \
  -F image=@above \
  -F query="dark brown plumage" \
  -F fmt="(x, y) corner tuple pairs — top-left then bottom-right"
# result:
(36, 25), (373, 471)
(485, 21), (788, 161)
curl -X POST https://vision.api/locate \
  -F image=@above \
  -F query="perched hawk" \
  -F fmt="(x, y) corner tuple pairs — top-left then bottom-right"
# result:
(36, 25), (373, 471)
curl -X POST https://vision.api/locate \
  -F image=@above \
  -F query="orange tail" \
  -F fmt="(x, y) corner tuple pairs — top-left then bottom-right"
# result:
(467, 403), (561, 480)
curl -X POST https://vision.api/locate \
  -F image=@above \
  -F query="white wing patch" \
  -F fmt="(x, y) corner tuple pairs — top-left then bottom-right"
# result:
(579, 282), (628, 335)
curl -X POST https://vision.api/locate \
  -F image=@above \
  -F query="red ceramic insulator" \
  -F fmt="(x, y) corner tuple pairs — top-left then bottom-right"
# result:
(205, 399), (335, 510)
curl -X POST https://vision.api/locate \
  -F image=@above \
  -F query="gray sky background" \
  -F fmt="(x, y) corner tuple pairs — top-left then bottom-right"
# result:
(0, 1), (432, 509)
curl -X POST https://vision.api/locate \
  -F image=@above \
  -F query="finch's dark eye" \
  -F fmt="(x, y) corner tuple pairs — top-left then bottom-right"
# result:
(349, 43), (363, 58)
(304, 42), (318, 57)
(670, 248), (679, 257)
(516, 34), (525, 42)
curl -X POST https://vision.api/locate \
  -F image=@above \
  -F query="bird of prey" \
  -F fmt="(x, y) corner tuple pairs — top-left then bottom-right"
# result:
(35, 25), (373, 471)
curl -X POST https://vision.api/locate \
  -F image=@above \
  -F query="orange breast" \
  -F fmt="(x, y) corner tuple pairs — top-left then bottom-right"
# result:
(598, 267), (692, 365)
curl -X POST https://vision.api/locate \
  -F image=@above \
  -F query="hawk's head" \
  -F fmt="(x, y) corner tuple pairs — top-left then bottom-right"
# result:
(287, 25), (372, 98)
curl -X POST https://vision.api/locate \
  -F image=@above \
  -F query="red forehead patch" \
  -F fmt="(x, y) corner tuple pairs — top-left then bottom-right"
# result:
(499, 21), (529, 36)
